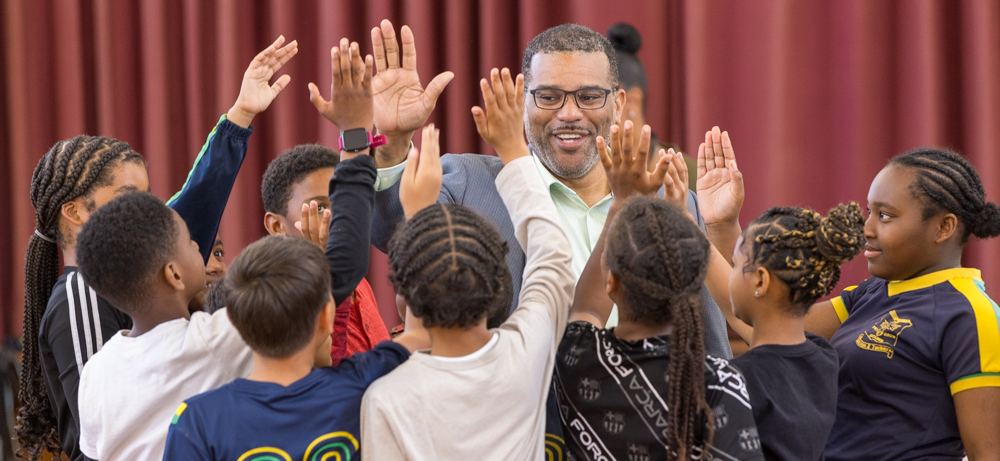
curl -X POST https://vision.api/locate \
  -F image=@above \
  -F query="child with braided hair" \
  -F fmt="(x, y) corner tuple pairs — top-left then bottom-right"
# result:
(714, 147), (1000, 460)
(359, 70), (576, 461)
(808, 148), (1000, 461)
(554, 121), (763, 461)
(714, 203), (865, 461)
(18, 37), (297, 461)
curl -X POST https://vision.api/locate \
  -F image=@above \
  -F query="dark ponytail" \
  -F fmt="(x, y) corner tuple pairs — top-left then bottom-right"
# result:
(607, 22), (648, 94)
(604, 197), (713, 459)
(17, 136), (141, 459)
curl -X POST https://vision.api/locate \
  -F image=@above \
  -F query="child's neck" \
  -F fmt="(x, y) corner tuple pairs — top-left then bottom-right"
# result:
(127, 298), (191, 337)
(613, 319), (672, 341)
(427, 323), (493, 358)
(747, 305), (807, 349)
(247, 349), (315, 387)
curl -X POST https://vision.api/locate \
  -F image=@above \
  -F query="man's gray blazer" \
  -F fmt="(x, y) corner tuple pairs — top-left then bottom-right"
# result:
(371, 153), (733, 359)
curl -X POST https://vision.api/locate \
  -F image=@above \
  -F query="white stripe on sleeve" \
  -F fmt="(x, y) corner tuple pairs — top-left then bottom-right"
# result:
(88, 286), (104, 350)
(75, 274), (95, 360)
(65, 273), (85, 371)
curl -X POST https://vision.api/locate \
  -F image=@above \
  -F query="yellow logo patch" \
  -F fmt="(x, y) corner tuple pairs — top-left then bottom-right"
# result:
(856, 310), (912, 358)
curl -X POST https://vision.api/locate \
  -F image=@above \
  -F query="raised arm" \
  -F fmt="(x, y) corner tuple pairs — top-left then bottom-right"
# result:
(305, 37), (379, 307)
(168, 36), (297, 262)
(475, 69), (573, 339)
(697, 126), (744, 264)
(568, 121), (672, 327)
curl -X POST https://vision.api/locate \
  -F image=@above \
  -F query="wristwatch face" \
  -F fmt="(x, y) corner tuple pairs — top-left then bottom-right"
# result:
(342, 129), (370, 151)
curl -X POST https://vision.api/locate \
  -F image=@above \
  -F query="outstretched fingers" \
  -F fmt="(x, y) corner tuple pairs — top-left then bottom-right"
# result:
(703, 129), (716, 170)
(371, 26), (387, 73)
(401, 25), (417, 70)
(711, 126), (725, 170)
(381, 20), (400, 69)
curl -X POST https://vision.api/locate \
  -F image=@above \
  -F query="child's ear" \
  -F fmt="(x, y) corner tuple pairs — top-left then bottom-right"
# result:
(316, 299), (336, 334)
(263, 212), (287, 236)
(61, 199), (87, 227)
(934, 213), (959, 244)
(755, 267), (770, 297)
(163, 261), (185, 291)
(606, 271), (620, 297)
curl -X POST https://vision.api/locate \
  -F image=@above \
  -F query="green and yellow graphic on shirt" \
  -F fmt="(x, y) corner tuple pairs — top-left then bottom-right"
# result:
(235, 432), (358, 461)
(546, 433), (565, 461)
(856, 310), (912, 358)
(171, 403), (187, 425)
(237, 447), (292, 461)
(303, 432), (359, 461)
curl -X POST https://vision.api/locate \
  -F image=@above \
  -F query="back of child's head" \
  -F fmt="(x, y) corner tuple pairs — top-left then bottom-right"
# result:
(77, 192), (178, 313)
(225, 235), (331, 358)
(888, 147), (1000, 242)
(742, 203), (866, 311)
(603, 196), (712, 458)
(388, 204), (512, 329)
(261, 144), (339, 215)
(605, 196), (709, 325)
(19, 136), (145, 457)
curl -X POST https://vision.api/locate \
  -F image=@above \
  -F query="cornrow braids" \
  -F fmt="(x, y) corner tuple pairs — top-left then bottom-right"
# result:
(742, 203), (866, 311)
(387, 204), (511, 329)
(889, 147), (1000, 242)
(18, 135), (143, 459)
(603, 196), (714, 459)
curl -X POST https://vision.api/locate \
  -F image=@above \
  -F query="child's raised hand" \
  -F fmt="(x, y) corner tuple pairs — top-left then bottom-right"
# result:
(697, 126), (744, 226)
(309, 38), (375, 138)
(662, 148), (691, 213)
(227, 35), (299, 128)
(294, 200), (332, 250)
(400, 124), (443, 220)
(472, 68), (529, 164)
(598, 121), (670, 201)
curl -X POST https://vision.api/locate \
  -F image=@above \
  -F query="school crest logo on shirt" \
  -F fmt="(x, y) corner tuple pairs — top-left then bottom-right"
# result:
(627, 443), (651, 461)
(738, 427), (761, 451)
(603, 411), (625, 434)
(563, 345), (583, 367)
(855, 310), (913, 358)
(713, 404), (729, 429)
(578, 377), (601, 401)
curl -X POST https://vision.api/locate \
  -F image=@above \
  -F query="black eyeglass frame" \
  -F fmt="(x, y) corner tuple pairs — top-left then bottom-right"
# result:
(525, 87), (616, 110)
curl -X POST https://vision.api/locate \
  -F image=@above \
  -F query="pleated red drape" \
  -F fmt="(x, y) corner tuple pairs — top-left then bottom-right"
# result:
(2, 0), (998, 338)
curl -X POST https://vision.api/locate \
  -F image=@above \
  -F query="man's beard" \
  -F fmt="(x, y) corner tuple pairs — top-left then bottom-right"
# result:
(526, 124), (603, 180)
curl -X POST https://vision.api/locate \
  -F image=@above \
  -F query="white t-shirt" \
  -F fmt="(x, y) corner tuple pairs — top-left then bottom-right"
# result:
(360, 156), (576, 461)
(78, 309), (252, 461)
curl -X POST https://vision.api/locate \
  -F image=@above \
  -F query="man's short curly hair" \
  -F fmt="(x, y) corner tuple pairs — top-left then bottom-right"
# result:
(388, 204), (511, 329)
(522, 23), (619, 87)
(261, 144), (339, 215)
(77, 192), (179, 312)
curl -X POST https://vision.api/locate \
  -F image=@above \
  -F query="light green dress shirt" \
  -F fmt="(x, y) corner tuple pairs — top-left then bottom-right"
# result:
(376, 154), (621, 327)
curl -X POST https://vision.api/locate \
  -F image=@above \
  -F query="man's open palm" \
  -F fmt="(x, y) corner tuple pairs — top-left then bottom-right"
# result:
(371, 20), (454, 136)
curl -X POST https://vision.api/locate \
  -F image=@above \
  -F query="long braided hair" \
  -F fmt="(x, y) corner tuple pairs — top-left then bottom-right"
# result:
(387, 204), (512, 329)
(603, 196), (712, 460)
(742, 203), (866, 311)
(18, 136), (142, 459)
(889, 147), (1000, 242)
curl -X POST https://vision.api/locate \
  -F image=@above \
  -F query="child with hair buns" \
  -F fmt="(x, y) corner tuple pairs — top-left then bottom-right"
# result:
(715, 204), (865, 460)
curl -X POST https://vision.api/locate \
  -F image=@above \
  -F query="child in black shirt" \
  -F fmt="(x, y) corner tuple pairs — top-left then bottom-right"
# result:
(557, 123), (764, 461)
(717, 204), (865, 460)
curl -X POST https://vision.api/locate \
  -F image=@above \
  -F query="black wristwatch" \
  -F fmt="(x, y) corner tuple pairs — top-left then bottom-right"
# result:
(339, 128), (387, 153)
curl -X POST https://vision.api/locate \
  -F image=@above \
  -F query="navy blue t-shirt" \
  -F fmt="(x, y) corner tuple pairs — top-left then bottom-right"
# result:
(163, 342), (409, 460)
(825, 268), (1000, 461)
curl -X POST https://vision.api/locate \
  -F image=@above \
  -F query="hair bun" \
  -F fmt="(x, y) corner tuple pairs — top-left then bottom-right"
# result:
(607, 22), (641, 54)
(816, 202), (866, 263)
(969, 201), (1000, 238)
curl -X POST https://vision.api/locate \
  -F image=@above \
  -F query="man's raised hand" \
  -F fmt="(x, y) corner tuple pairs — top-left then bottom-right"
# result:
(227, 35), (299, 128)
(598, 121), (670, 201)
(400, 124), (443, 220)
(697, 126), (744, 226)
(371, 20), (454, 139)
(472, 68), (529, 164)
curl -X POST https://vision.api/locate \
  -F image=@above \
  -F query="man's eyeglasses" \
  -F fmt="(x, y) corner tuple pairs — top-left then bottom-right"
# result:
(526, 88), (615, 110)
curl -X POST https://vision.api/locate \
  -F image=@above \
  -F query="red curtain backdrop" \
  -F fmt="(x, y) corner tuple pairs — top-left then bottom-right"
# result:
(2, 0), (998, 338)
